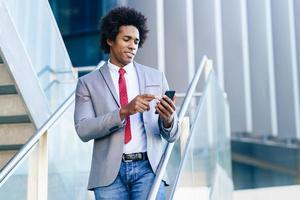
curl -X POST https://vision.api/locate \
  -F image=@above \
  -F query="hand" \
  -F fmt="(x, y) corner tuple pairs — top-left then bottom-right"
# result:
(155, 95), (176, 128)
(119, 94), (156, 120)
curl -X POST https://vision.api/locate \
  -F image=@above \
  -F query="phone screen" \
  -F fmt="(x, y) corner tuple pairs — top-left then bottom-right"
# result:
(165, 90), (175, 100)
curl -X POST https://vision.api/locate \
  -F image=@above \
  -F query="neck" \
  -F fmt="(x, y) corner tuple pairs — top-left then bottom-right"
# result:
(109, 59), (131, 68)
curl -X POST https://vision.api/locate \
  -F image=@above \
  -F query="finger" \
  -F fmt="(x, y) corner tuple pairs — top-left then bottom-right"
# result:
(155, 106), (168, 119)
(157, 103), (172, 118)
(156, 104), (174, 124)
(136, 104), (149, 113)
(137, 107), (145, 113)
(141, 94), (156, 101)
(139, 99), (151, 110)
(133, 100), (148, 112)
(159, 99), (175, 114)
(157, 108), (172, 123)
(162, 95), (176, 110)
(137, 103), (149, 112)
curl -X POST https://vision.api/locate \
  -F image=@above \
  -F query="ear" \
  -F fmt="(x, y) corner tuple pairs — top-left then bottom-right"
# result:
(107, 39), (113, 47)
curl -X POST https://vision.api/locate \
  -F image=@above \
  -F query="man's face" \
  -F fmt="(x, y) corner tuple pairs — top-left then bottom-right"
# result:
(107, 25), (140, 67)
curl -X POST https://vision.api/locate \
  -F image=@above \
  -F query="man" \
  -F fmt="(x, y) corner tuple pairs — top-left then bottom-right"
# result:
(74, 6), (179, 200)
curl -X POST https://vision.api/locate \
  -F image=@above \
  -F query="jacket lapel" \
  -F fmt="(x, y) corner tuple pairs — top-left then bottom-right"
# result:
(134, 62), (145, 95)
(99, 64), (120, 107)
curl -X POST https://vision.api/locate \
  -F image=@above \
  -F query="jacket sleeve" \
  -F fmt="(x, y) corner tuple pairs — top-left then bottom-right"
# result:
(158, 72), (180, 143)
(74, 78), (124, 142)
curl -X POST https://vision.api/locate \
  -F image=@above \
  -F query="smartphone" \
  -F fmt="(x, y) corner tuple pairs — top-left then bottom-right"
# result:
(164, 90), (176, 100)
(155, 90), (176, 114)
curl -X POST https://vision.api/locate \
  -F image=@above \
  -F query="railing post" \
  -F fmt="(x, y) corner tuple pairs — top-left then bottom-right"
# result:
(27, 132), (48, 200)
(180, 117), (190, 157)
(204, 59), (212, 80)
(205, 60), (214, 146)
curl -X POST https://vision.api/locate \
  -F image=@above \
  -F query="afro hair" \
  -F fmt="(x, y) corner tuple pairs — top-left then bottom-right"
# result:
(99, 6), (149, 53)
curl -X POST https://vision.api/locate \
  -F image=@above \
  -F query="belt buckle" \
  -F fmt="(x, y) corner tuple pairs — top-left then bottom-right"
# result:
(122, 154), (133, 162)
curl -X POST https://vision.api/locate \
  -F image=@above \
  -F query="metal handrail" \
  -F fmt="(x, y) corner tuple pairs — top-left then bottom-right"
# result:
(39, 61), (106, 92)
(75, 60), (106, 72)
(176, 92), (202, 98)
(37, 66), (73, 77)
(0, 91), (75, 186)
(147, 55), (208, 200)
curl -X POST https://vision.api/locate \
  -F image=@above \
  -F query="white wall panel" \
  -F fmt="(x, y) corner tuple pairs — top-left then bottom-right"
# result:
(271, 0), (300, 138)
(126, 0), (159, 69)
(295, 0), (300, 114)
(221, 0), (250, 133)
(163, 0), (190, 93)
(247, 0), (278, 136)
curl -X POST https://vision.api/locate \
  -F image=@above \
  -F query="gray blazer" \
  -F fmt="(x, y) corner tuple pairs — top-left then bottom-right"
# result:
(74, 62), (179, 190)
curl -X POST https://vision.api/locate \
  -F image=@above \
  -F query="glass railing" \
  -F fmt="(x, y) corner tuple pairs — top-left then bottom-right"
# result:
(0, 92), (94, 199)
(47, 99), (93, 199)
(170, 71), (233, 200)
(148, 58), (233, 200)
(1, 0), (76, 112)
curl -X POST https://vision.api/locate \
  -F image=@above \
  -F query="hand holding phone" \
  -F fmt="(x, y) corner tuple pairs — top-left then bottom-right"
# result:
(155, 90), (176, 114)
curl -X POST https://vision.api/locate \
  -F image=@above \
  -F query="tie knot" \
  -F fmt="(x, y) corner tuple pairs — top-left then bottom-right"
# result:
(119, 68), (126, 76)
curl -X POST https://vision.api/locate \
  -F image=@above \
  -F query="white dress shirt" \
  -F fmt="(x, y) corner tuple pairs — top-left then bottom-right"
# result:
(107, 60), (147, 154)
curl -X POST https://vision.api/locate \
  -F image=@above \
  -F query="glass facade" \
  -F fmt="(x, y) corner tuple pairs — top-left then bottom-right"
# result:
(0, 0), (76, 113)
(49, 0), (117, 67)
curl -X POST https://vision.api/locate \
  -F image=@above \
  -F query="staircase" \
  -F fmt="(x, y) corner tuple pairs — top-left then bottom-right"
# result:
(0, 55), (36, 169)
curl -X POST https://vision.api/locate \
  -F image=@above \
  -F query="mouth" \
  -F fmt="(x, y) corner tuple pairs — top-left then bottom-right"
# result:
(125, 52), (135, 58)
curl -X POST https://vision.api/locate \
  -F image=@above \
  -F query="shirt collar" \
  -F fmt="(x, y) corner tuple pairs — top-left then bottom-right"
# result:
(107, 59), (134, 74)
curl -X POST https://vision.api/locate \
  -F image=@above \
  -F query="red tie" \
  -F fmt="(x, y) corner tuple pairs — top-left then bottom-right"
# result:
(119, 68), (132, 144)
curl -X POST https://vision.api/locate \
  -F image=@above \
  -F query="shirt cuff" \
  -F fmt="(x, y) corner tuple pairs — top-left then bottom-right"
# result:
(160, 117), (174, 132)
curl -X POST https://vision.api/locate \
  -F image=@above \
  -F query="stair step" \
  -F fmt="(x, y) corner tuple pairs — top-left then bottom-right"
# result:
(0, 85), (17, 95)
(0, 95), (27, 115)
(0, 115), (31, 124)
(0, 144), (23, 151)
(0, 150), (18, 169)
(0, 64), (14, 85)
(0, 123), (35, 145)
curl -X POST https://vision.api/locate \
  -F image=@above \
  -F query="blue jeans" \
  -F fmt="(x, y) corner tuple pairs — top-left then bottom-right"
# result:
(94, 159), (166, 200)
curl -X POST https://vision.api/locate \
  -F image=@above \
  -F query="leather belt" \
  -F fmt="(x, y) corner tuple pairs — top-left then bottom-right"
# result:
(122, 152), (148, 162)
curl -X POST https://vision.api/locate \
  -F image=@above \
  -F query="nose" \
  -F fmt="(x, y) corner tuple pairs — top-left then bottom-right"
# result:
(128, 41), (137, 50)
